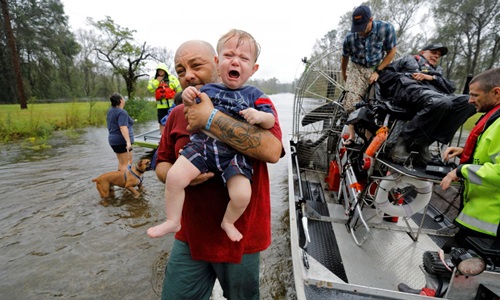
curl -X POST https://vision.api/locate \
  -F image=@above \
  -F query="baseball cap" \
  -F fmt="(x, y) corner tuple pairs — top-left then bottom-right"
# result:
(421, 44), (449, 56)
(351, 5), (371, 32)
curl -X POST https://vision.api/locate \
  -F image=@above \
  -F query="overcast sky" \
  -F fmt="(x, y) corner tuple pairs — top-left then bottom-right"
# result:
(62, 0), (364, 83)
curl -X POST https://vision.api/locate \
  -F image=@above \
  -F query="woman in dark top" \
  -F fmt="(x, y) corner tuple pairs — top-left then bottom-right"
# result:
(106, 93), (134, 171)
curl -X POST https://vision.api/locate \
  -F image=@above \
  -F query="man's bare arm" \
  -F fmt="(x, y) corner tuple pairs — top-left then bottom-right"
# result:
(155, 161), (172, 183)
(341, 56), (349, 82)
(184, 93), (282, 163)
(378, 47), (397, 70)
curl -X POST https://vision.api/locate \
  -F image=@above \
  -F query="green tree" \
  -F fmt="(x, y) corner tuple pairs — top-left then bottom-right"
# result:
(88, 16), (152, 99)
(433, 0), (500, 83)
(0, 0), (79, 102)
(370, 0), (430, 54)
(0, 0), (21, 105)
(303, 0), (500, 92)
(74, 28), (100, 97)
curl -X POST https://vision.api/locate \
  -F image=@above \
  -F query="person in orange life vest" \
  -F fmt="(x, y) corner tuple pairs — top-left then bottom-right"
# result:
(147, 63), (182, 132)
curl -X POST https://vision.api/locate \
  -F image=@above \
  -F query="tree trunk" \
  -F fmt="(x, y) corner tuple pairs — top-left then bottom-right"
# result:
(0, 0), (27, 109)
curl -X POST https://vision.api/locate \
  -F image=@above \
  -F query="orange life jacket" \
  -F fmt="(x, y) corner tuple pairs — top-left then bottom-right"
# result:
(155, 80), (176, 102)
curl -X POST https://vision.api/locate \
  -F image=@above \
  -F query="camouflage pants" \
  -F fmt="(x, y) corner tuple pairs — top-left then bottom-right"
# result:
(343, 62), (374, 114)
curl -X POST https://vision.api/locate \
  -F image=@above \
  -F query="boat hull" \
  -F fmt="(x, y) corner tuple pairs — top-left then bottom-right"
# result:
(133, 129), (161, 149)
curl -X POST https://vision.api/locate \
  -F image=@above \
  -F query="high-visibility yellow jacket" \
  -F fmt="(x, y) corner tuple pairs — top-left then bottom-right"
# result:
(456, 110), (500, 237)
(147, 65), (182, 109)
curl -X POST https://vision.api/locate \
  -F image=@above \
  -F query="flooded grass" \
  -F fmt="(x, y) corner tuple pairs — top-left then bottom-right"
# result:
(0, 99), (156, 143)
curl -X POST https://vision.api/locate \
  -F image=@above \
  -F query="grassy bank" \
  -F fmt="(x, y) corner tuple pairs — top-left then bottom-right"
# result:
(0, 99), (156, 144)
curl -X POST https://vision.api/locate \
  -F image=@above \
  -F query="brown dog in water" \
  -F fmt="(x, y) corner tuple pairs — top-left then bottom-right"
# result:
(92, 159), (151, 198)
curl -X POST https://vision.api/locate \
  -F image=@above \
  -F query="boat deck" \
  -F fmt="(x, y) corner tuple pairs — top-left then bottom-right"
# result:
(290, 164), (462, 299)
(288, 46), (499, 299)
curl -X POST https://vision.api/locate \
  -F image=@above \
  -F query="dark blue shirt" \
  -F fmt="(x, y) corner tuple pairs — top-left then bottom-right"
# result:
(107, 107), (134, 146)
(200, 83), (274, 121)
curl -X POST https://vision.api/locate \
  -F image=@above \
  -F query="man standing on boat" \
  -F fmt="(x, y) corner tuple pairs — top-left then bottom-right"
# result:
(398, 67), (500, 297)
(340, 5), (397, 145)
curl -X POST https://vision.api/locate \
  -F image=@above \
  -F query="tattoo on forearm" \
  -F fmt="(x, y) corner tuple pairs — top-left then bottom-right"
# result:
(215, 116), (262, 152)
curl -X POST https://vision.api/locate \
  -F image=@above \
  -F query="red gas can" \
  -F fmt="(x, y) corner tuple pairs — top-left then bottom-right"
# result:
(325, 160), (340, 191)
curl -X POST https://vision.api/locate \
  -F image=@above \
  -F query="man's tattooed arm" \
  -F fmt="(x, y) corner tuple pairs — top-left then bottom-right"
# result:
(211, 112), (281, 163)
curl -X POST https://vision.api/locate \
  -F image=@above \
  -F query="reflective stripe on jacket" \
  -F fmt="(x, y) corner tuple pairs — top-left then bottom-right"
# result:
(456, 115), (500, 236)
(147, 74), (182, 109)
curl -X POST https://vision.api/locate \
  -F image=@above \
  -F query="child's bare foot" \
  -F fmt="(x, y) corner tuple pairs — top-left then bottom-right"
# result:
(221, 222), (243, 242)
(147, 220), (181, 238)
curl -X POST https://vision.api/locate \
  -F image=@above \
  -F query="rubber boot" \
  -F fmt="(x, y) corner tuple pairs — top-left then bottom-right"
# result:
(417, 144), (433, 164)
(390, 137), (410, 163)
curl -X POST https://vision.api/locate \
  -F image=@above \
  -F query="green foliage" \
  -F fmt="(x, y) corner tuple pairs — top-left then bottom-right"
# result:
(0, 99), (156, 143)
(247, 78), (294, 95)
(463, 113), (480, 131)
(64, 102), (81, 129)
(20, 137), (51, 150)
(88, 16), (152, 100)
(87, 100), (108, 126)
(0, 102), (111, 143)
(134, 79), (152, 98)
(432, 0), (500, 82)
(0, 0), (80, 101)
(309, 0), (500, 87)
(124, 98), (157, 122)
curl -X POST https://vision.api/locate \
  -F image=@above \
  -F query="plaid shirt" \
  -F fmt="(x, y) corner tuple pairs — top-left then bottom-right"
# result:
(342, 20), (396, 68)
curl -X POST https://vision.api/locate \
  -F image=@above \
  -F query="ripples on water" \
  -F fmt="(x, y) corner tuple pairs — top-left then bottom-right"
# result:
(0, 93), (296, 299)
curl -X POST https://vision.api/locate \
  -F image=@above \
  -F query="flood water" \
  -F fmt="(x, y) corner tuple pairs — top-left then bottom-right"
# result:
(0, 93), (296, 299)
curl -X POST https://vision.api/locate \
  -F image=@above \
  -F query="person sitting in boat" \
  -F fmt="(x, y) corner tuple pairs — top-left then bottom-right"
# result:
(398, 67), (500, 296)
(440, 67), (500, 248)
(377, 43), (476, 164)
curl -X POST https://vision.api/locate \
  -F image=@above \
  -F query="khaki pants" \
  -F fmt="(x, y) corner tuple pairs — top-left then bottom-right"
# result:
(343, 62), (374, 114)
